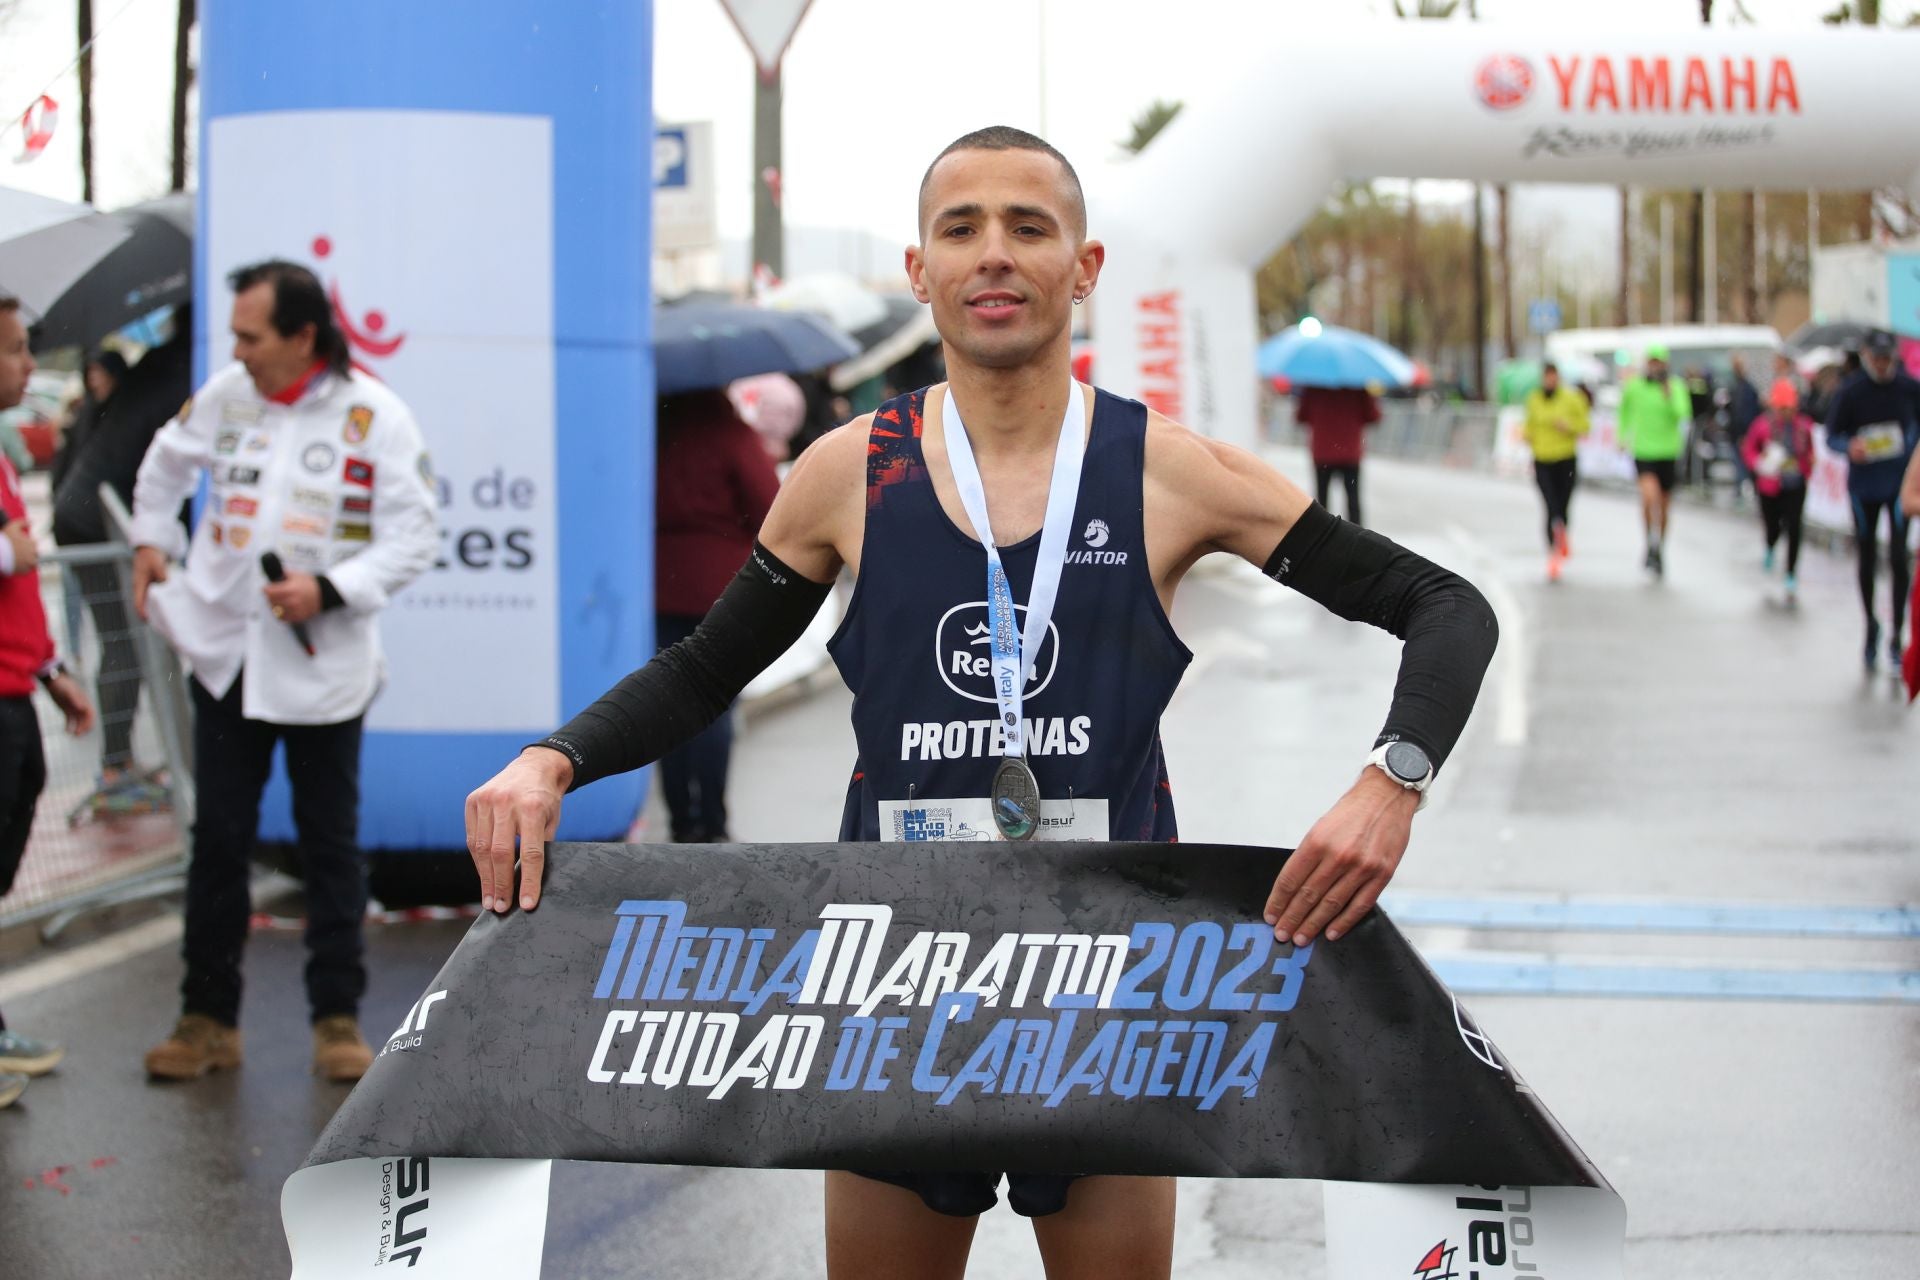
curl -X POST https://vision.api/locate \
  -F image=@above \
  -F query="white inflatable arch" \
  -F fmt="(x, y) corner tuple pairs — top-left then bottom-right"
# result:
(1088, 23), (1920, 448)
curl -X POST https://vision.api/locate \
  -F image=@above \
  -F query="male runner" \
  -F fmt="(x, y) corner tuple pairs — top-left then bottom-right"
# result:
(1823, 328), (1920, 670)
(1616, 344), (1693, 576)
(465, 127), (1497, 1280)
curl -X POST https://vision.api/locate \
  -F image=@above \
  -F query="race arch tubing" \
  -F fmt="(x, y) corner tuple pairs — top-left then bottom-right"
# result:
(282, 840), (1626, 1278)
(199, 0), (654, 851)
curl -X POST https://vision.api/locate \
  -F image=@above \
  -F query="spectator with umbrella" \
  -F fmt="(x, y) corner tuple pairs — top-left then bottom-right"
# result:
(1259, 318), (1415, 527)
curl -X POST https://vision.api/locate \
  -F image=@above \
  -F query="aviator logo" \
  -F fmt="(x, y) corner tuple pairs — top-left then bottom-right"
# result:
(311, 235), (407, 361)
(935, 602), (1060, 705)
(1083, 518), (1110, 548)
(1474, 54), (1535, 111)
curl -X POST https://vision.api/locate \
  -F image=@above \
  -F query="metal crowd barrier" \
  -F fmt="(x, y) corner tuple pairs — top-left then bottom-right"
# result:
(0, 487), (196, 938)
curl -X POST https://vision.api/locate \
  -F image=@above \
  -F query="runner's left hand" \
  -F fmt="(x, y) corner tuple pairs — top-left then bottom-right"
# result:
(1263, 769), (1418, 945)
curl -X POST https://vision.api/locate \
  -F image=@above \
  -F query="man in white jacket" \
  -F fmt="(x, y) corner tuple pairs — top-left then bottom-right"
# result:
(130, 261), (438, 1082)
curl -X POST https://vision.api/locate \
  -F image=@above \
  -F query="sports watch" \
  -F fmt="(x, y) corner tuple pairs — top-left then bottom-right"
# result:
(1365, 740), (1433, 811)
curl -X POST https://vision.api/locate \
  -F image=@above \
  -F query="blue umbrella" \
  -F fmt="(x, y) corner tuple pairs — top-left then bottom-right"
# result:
(1256, 320), (1417, 389)
(653, 301), (860, 395)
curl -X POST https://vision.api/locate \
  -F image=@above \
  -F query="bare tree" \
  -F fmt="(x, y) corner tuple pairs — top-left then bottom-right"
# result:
(78, 0), (95, 202)
(170, 0), (195, 191)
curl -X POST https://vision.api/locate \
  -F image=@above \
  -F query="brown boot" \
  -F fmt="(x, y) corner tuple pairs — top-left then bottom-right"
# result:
(312, 1015), (373, 1082)
(144, 1014), (243, 1080)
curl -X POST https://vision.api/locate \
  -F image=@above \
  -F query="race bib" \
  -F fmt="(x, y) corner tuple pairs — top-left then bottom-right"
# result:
(1857, 422), (1907, 462)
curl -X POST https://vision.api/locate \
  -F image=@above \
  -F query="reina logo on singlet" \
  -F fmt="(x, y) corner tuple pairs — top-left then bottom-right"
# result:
(1067, 517), (1127, 566)
(936, 603), (1060, 704)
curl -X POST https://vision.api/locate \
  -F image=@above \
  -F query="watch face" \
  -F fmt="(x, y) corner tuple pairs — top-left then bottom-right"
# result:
(1384, 740), (1431, 783)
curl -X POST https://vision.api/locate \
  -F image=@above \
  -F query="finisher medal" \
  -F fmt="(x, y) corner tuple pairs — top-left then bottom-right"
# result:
(942, 381), (1087, 843)
(991, 756), (1043, 841)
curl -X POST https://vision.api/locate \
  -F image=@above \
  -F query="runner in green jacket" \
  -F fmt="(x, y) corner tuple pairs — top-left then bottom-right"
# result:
(1616, 344), (1694, 575)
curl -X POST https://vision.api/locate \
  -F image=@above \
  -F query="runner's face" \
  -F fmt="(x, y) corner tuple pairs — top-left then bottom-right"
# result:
(231, 283), (316, 398)
(908, 149), (1100, 372)
(0, 310), (34, 411)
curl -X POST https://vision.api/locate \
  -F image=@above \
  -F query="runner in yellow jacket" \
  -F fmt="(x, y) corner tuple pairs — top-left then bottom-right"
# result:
(1522, 362), (1590, 581)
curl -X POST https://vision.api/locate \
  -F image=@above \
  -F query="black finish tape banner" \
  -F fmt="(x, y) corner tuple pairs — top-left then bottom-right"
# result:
(283, 841), (1624, 1277)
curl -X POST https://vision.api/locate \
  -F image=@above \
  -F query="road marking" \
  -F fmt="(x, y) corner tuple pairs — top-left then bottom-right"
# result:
(1425, 953), (1920, 1004)
(1385, 895), (1920, 938)
(1444, 523), (1527, 745)
(0, 914), (181, 1005)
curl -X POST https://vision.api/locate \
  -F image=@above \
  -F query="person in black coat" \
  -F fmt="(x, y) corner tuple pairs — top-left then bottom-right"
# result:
(50, 309), (191, 804)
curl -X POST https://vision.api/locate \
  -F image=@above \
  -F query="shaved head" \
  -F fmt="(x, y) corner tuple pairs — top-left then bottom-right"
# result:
(918, 125), (1086, 240)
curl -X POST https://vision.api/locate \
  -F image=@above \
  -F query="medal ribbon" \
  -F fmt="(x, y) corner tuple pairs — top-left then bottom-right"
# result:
(940, 380), (1086, 759)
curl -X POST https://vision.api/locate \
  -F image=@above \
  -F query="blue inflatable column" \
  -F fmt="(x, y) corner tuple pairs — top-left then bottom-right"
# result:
(199, 2), (653, 846)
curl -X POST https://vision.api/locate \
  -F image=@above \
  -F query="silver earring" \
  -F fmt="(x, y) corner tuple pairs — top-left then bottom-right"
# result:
(1072, 294), (1084, 305)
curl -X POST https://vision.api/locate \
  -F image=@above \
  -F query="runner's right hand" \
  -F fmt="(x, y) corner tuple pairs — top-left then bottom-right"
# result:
(131, 545), (169, 620)
(464, 746), (574, 914)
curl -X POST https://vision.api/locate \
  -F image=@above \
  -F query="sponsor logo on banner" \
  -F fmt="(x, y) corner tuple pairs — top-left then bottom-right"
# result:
(1454, 995), (1505, 1073)
(375, 1156), (432, 1267)
(935, 602), (1059, 704)
(343, 403), (374, 444)
(312, 234), (410, 361)
(227, 465), (261, 486)
(343, 457), (375, 488)
(382, 990), (448, 1057)
(230, 526), (252, 549)
(1415, 1238), (1461, 1279)
(301, 442), (336, 474)
(226, 495), (258, 517)
(214, 430), (241, 456)
(1474, 54), (1534, 111)
(1539, 54), (1801, 115)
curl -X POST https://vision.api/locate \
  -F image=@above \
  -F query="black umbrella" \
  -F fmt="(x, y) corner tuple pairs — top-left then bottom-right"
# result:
(30, 192), (192, 353)
(1785, 320), (1872, 354)
(653, 300), (860, 395)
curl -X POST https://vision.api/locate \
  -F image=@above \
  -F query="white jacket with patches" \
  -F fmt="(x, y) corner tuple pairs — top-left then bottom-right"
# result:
(130, 362), (438, 724)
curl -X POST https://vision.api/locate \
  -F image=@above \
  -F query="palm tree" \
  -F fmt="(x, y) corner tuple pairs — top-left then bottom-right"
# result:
(1121, 99), (1182, 155)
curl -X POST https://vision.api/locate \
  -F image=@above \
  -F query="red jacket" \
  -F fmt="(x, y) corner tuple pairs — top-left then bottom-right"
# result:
(0, 455), (55, 697)
(654, 392), (782, 618)
(1740, 412), (1816, 498)
(1296, 387), (1381, 465)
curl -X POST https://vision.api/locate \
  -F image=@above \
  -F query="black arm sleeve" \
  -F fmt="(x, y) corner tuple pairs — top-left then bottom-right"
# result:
(1262, 503), (1497, 770)
(533, 542), (833, 791)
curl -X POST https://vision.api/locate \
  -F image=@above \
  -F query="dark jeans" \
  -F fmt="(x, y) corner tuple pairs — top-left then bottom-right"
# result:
(1759, 488), (1807, 576)
(655, 612), (735, 842)
(71, 559), (142, 771)
(1533, 459), (1578, 549)
(1314, 463), (1362, 526)
(1851, 496), (1911, 637)
(0, 696), (47, 1032)
(184, 673), (366, 1026)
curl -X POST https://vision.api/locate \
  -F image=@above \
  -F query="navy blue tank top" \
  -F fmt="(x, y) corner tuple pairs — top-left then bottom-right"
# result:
(830, 386), (1191, 844)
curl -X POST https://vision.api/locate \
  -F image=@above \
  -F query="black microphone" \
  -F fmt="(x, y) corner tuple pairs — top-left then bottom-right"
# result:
(260, 551), (317, 657)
